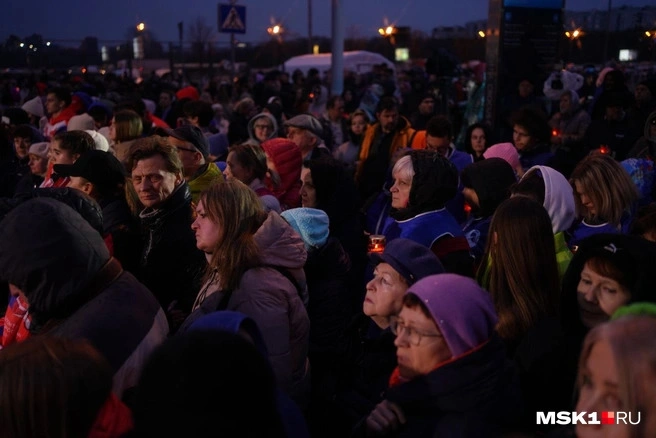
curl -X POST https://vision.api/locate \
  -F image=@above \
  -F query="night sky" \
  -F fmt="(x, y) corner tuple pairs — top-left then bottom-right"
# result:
(2, 0), (653, 46)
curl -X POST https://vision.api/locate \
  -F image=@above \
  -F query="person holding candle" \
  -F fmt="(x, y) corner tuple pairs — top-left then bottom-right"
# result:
(335, 238), (444, 431)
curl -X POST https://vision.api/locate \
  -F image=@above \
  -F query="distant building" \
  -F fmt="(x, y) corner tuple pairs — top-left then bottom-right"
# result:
(565, 5), (655, 32)
(431, 5), (656, 40)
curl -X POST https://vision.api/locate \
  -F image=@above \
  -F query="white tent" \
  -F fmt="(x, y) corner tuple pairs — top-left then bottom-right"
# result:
(283, 50), (394, 76)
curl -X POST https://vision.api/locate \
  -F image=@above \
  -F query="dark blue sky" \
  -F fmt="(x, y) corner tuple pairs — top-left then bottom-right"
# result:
(2, 0), (653, 46)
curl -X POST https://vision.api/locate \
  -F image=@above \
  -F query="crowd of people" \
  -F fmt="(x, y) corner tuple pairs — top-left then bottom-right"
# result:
(0, 62), (656, 437)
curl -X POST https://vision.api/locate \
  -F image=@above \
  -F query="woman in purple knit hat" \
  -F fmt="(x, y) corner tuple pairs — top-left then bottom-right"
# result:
(358, 273), (522, 437)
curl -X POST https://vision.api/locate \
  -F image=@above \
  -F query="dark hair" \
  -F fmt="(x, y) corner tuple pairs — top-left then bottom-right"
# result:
(134, 330), (285, 438)
(87, 105), (110, 125)
(13, 124), (39, 141)
(375, 96), (399, 114)
(631, 203), (656, 237)
(183, 100), (214, 128)
(47, 87), (72, 107)
(228, 143), (268, 182)
(402, 293), (433, 320)
(510, 169), (546, 205)
(0, 337), (113, 438)
(511, 107), (551, 144)
(326, 95), (342, 110)
(482, 196), (560, 344)
(53, 130), (95, 156)
(463, 122), (492, 155)
(426, 115), (453, 139)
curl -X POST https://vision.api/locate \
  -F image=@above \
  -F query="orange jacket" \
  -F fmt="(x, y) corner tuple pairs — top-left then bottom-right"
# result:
(357, 116), (415, 177)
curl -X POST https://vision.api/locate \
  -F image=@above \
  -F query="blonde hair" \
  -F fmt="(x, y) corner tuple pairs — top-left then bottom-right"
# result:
(113, 110), (143, 143)
(578, 316), (656, 437)
(199, 180), (267, 292)
(570, 154), (638, 226)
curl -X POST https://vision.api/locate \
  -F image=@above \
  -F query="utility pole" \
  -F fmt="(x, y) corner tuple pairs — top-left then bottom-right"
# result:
(308, 0), (313, 53)
(603, 0), (612, 62)
(331, 0), (344, 96)
(230, 0), (237, 81)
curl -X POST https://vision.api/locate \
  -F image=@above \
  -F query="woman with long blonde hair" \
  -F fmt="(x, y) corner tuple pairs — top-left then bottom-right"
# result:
(183, 179), (310, 402)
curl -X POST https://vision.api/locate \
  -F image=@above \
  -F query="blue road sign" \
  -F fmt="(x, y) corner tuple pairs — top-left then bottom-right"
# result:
(218, 4), (247, 34)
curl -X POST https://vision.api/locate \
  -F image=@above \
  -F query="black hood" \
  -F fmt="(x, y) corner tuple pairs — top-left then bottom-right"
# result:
(461, 158), (516, 218)
(391, 150), (458, 221)
(0, 198), (110, 330)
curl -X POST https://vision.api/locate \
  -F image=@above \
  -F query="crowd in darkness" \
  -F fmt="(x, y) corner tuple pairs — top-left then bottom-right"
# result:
(1, 62), (656, 437)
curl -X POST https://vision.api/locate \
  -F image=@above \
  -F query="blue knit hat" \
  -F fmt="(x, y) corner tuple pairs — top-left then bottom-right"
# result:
(370, 238), (444, 285)
(280, 208), (330, 251)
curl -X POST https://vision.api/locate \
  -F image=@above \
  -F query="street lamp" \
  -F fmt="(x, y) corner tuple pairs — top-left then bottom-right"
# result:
(267, 24), (283, 36)
(378, 25), (395, 36)
(478, 30), (486, 38)
(137, 22), (146, 32)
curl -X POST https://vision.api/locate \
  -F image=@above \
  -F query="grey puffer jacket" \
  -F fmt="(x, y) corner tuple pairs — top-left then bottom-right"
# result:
(181, 211), (310, 400)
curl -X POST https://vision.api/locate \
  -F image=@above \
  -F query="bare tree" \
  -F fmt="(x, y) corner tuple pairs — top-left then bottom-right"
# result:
(189, 17), (216, 65)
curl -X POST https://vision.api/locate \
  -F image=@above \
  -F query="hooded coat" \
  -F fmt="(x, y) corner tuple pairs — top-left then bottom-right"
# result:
(0, 198), (168, 397)
(246, 112), (279, 145)
(387, 151), (473, 276)
(180, 212), (310, 400)
(188, 312), (310, 438)
(627, 110), (656, 160)
(461, 158), (516, 262)
(523, 165), (576, 278)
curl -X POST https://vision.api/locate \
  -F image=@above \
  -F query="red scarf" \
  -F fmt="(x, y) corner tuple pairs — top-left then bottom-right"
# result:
(88, 393), (133, 438)
(1, 296), (31, 348)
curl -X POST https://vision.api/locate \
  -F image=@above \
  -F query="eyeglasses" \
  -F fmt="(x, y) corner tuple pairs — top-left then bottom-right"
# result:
(389, 316), (442, 346)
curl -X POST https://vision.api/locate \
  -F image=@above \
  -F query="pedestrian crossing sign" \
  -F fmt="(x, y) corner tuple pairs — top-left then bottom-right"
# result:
(219, 4), (247, 34)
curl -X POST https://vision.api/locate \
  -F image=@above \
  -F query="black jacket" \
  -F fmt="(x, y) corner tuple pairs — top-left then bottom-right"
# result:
(138, 182), (205, 314)
(305, 236), (352, 363)
(0, 198), (168, 397)
(100, 196), (142, 274)
(357, 336), (523, 438)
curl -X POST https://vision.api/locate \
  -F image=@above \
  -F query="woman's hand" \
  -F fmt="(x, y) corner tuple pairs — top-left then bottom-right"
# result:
(365, 400), (406, 436)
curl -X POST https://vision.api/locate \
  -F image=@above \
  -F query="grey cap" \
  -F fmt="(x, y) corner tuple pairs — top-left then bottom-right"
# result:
(284, 114), (324, 139)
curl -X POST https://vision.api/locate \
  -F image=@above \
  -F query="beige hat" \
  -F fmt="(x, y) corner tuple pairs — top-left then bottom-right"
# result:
(28, 142), (49, 159)
(67, 113), (95, 131)
(85, 130), (109, 152)
(21, 97), (45, 118)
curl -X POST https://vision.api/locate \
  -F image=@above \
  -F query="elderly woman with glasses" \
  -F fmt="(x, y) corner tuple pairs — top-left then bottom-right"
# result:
(358, 274), (522, 437)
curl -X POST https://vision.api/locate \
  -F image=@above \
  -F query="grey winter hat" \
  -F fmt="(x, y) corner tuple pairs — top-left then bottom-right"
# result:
(284, 114), (324, 139)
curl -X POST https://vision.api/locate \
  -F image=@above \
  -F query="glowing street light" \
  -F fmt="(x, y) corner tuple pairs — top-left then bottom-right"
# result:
(565, 28), (583, 40)
(136, 22), (146, 32)
(46, 41), (51, 46)
(478, 30), (486, 38)
(378, 25), (395, 36)
(267, 24), (284, 36)
(19, 43), (24, 47)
